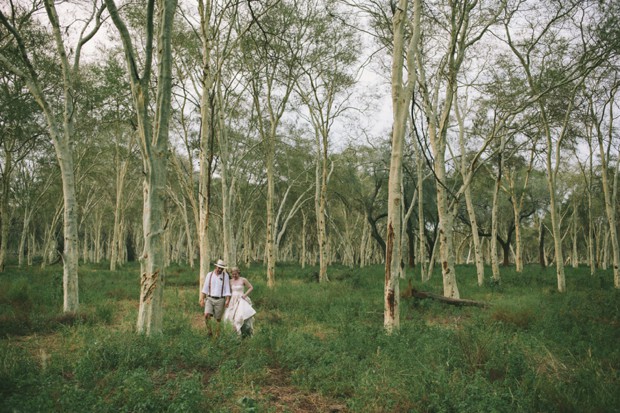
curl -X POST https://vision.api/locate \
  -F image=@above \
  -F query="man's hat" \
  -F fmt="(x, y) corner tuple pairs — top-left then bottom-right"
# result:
(214, 259), (226, 268)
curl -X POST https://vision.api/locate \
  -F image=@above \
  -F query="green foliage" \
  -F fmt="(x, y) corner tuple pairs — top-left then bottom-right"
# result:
(0, 262), (618, 412)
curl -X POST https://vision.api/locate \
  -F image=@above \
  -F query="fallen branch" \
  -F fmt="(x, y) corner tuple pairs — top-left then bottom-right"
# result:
(402, 280), (489, 307)
(408, 288), (489, 308)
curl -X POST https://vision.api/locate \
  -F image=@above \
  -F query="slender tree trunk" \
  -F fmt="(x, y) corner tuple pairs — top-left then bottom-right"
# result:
(490, 135), (505, 283)
(0, 147), (11, 271)
(538, 217), (546, 268)
(415, 145), (427, 281)
(55, 139), (80, 312)
(594, 95), (620, 288)
(316, 132), (329, 282)
(18, 207), (31, 268)
(571, 206), (579, 268)
(301, 211), (307, 269)
(265, 125), (276, 288)
(385, 0), (421, 332)
(106, 0), (177, 334)
(455, 97), (484, 285)
(110, 142), (129, 271)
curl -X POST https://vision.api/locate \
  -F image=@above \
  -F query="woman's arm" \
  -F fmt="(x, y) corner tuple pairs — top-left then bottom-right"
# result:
(242, 277), (253, 298)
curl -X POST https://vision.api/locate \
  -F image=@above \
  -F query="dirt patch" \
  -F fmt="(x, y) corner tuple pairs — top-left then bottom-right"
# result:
(251, 368), (347, 413)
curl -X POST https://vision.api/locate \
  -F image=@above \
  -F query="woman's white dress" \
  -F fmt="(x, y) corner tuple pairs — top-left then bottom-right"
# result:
(223, 283), (255, 334)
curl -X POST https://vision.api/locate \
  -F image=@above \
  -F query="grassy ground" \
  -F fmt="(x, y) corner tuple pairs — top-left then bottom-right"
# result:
(0, 261), (618, 412)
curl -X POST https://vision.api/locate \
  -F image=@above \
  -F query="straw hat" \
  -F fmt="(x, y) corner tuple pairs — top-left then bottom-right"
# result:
(214, 259), (227, 268)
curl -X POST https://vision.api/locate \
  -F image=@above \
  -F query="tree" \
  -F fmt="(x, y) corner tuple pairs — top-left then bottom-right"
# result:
(105, 0), (178, 335)
(243, 0), (307, 288)
(503, 0), (609, 292)
(295, 1), (360, 283)
(384, 0), (421, 332)
(415, 0), (506, 298)
(0, 0), (105, 312)
(0, 69), (42, 270)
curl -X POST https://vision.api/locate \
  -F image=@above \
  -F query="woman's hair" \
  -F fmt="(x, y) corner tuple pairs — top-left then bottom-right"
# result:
(231, 266), (240, 274)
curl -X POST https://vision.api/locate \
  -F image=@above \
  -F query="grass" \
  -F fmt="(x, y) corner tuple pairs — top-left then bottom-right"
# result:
(0, 261), (618, 412)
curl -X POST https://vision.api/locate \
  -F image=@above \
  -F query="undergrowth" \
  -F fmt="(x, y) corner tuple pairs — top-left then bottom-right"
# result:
(0, 261), (618, 412)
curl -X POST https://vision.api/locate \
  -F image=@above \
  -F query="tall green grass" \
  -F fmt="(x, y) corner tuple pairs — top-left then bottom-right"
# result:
(0, 261), (618, 412)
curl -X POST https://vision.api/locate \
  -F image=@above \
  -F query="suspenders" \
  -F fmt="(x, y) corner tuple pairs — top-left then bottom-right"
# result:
(207, 271), (226, 297)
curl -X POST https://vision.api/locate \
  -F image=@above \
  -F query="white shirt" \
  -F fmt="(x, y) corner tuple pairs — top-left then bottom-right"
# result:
(202, 270), (232, 297)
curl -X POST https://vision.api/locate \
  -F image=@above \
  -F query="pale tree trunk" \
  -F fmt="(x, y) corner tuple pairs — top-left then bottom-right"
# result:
(196, 0), (220, 298)
(265, 127), (276, 287)
(490, 134), (506, 283)
(28, 233), (34, 266)
(250, 66), (296, 288)
(309, 130), (331, 281)
(110, 133), (132, 271)
(216, 81), (237, 268)
(106, 0), (177, 335)
(167, 189), (193, 267)
(0, 147), (11, 271)
(401, 181), (418, 277)
(18, 206), (30, 267)
(585, 133), (596, 275)
(360, 219), (369, 268)
(507, 142), (536, 273)
(385, 0), (421, 332)
(0, 0), (105, 312)
(571, 206), (579, 268)
(243, 219), (252, 268)
(504, 11), (601, 292)
(542, 108), (566, 291)
(301, 212), (307, 269)
(424, 235), (439, 282)
(593, 92), (620, 288)
(17, 166), (55, 267)
(455, 95), (483, 285)
(602, 230), (610, 270)
(56, 139), (80, 311)
(414, 144), (427, 281)
(41, 200), (63, 269)
(94, 211), (103, 263)
(415, 0), (504, 298)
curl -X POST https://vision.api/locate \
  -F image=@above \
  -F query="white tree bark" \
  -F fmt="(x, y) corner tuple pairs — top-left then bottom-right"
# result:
(385, 0), (421, 332)
(593, 90), (620, 288)
(0, 1), (105, 312)
(106, 0), (177, 334)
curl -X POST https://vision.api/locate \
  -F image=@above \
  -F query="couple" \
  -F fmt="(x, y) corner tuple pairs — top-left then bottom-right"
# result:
(199, 259), (255, 337)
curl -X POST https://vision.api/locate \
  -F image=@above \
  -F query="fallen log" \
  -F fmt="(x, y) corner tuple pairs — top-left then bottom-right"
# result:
(408, 288), (489, 308)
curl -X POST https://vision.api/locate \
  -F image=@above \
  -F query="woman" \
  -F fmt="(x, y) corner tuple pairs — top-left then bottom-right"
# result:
(223, 267), (256, 336)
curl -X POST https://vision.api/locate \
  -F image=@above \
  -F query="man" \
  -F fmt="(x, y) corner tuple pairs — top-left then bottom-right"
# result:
(199, 259), (232, 337)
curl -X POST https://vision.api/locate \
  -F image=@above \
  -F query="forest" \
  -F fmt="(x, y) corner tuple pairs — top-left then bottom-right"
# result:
(1, 0), (620, 411)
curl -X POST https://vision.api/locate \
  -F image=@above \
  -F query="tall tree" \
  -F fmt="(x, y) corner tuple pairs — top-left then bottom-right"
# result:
(384, 0), (421, 332)
(295, 1), (359, 283)
(0, 0), (105, 311)
(590, 78), (620, 288)
(0, 70), (42, 270)
(504, 0), (608, 292)
(244, 0), (306, 287)
(105, 0), (178, 334)
(415, 0), (506, 298)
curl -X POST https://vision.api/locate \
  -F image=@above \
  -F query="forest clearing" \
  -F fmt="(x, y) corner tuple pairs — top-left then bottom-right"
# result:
(1, 262), (618, 412)
(1, 0), (620, 410)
